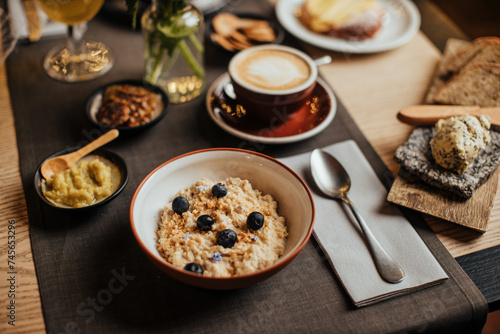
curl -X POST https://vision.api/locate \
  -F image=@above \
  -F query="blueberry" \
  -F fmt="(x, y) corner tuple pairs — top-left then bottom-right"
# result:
(172, 196), (189, 215)
(217, 229), (237, 248)
(184, 262), (203, 274)
(212, 183), (227, 198)
(197, 215), (215, 231)
(247, 212), (264, 230)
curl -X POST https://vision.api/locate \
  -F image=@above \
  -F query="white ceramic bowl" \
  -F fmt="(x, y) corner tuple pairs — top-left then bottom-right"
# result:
(130, 148), (315, 289)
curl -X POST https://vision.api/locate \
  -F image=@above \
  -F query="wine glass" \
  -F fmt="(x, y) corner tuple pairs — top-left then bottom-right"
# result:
(35, 0), (113, 82)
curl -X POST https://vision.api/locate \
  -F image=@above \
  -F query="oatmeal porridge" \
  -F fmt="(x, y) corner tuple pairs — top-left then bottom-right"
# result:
(156, 177), (288, 277)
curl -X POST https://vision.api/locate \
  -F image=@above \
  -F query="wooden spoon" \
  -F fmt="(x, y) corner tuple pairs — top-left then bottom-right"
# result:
(41, 129), (119, 180)
(397, 105), (500, 126)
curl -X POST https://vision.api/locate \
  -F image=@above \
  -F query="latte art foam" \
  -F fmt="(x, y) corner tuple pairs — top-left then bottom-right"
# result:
(233, 50), (311, 91)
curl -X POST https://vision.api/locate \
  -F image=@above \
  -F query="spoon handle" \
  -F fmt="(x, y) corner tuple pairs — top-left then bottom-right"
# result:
(342, 196), (405, 284)
(66, 129), (120, 166)
(313, 55), (332, 67)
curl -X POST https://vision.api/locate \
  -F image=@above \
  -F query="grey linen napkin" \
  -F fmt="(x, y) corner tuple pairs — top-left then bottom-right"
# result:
(280, 140), (448, 307)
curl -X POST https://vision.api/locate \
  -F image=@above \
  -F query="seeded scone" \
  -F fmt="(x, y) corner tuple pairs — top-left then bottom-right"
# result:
(299, 0), (383, 40)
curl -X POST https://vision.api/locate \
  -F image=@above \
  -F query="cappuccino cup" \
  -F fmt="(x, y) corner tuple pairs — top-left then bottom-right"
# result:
(228, 45), (318, 123)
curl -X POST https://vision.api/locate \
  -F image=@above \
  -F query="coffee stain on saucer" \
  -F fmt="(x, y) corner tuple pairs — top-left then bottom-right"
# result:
(210, 77), (331, 138)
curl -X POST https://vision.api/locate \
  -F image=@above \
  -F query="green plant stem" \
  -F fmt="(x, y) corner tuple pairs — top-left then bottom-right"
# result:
(143, 4), (204, 83)
(177, 39), (204, 78)
(188, 33), (204, 53)
(145, 47), (166, 83)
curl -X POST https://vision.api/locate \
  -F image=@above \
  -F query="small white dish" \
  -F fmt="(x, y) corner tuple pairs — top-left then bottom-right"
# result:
(206, 73), (336, 144)
(275, 0), (421, 54)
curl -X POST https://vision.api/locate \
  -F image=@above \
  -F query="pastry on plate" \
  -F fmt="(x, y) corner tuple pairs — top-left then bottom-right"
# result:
(298, 0), (383, 40)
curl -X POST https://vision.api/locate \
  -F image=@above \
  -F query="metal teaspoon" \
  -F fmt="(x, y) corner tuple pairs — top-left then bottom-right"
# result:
(310, 149), (405, 284)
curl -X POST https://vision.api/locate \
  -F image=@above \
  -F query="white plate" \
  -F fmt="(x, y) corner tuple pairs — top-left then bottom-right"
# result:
(206, 73), (337, 144)
(275, 0), (421, 54)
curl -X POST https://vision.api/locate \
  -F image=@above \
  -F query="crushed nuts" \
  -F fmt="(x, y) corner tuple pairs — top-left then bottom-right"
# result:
(96, 84), (160, 128)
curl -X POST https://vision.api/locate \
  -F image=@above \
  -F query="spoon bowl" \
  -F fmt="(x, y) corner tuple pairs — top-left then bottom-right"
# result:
(310, 149), (405, 284)
(310, 150), (351, 199)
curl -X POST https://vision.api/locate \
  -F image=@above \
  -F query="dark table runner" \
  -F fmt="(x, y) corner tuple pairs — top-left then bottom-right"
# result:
(7, 0), (488, 332)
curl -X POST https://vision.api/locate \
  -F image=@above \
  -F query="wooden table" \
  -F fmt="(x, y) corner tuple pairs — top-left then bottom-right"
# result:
(1, 2), (499, 333)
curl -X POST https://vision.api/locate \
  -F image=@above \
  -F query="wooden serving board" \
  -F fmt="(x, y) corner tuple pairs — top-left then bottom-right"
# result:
(388, 170), (499, 233)
(388, 38), (499, 233)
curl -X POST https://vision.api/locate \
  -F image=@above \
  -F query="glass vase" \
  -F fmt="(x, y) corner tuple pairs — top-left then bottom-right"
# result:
(142, 4), (205, 104)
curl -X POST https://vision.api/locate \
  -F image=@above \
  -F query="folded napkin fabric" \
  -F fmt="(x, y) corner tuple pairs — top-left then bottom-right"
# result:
(280, 140), (448, 307)
(394, 127), (500, 199)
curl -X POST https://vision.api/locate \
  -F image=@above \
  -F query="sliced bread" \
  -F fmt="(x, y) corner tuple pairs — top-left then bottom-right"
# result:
(433, 62), (500, 107)
(443, 36), (500, 74)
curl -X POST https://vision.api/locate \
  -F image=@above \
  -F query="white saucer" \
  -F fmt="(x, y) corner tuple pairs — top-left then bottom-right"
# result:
(275, 0), (421, 54)
(206, 73), (337, 144)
